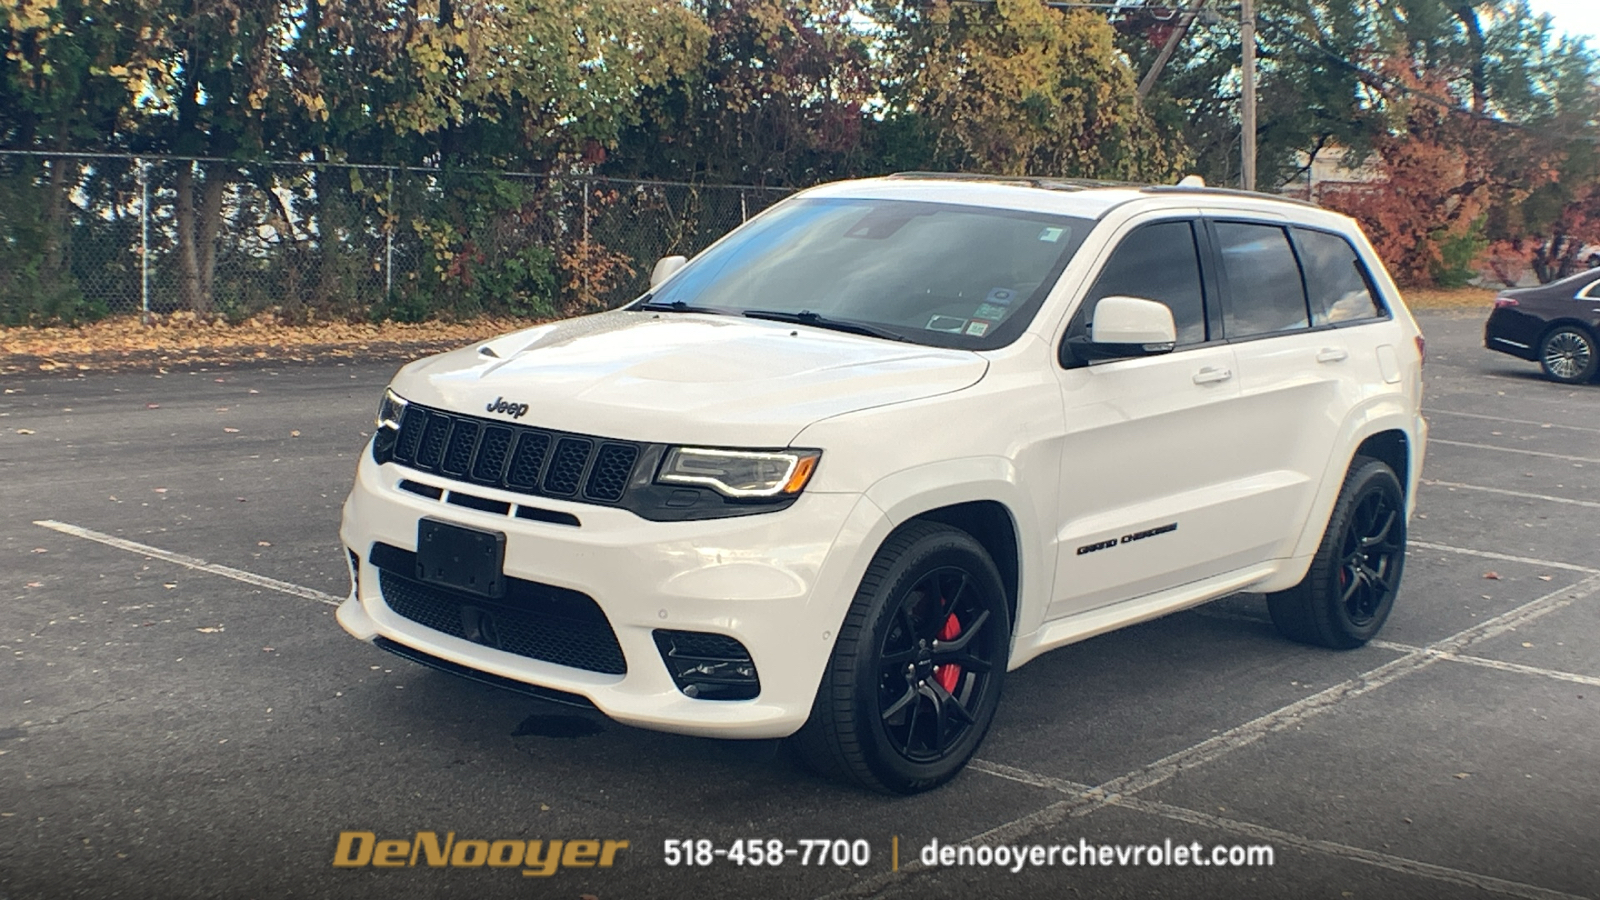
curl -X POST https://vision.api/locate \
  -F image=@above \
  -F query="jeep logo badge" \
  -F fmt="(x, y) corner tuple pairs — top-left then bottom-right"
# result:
(486, 396), (530, 419)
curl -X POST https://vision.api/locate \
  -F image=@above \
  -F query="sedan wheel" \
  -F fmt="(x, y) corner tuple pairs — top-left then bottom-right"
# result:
(1539, 326), (1598, 384)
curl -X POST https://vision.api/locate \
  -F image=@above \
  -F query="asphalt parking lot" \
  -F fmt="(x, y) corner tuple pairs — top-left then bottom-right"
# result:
(3, 308), (1598, 900)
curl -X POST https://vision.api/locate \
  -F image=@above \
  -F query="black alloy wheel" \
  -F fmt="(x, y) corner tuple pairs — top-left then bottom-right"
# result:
(1335, 482), (1405, 628)
(793, 522), (1009, 794)
(876, 566), (997, 765)
(1269, 457), (1406, 649)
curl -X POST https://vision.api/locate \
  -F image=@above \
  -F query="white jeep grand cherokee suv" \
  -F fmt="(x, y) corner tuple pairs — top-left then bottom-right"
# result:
(338, 173), (1427, 794)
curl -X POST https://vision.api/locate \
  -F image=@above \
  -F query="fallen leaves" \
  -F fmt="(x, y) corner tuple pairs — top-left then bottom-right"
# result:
(1483, 571), (1500, 580)
(14, 429), (34, 435)
(2, 312), (531, 376)
(196, 625), (224, 633)
(223, 427), (240, 434)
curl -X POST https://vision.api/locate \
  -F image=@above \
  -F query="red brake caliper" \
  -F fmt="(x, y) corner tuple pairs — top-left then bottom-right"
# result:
(934, 613), (962, 693)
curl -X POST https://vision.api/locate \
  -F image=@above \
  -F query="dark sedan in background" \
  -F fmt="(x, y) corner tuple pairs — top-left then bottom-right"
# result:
(1485, 268), (1600, 384)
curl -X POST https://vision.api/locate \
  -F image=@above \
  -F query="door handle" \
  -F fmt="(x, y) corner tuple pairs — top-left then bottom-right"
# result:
(1193, 366), (1232, 385)
(1316, 347), (1349, 363)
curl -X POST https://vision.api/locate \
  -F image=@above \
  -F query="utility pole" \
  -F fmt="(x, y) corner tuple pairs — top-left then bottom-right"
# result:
(1240, 0), (1258, 191)
(1137, 0), (1207, 100)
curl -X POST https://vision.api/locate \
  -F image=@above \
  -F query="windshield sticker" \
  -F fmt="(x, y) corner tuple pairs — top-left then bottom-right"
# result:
(1038, 226), (1066, 243)
(974, 302), (1009, 320)
(966, 321), (991, 337)
(984, 287), (1016, 305)
(926, 315), (969, 334)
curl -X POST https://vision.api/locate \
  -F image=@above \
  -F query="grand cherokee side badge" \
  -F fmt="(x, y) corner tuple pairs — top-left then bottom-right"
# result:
(1077, 522), (1178, 556)
(486, 397), (530, 419)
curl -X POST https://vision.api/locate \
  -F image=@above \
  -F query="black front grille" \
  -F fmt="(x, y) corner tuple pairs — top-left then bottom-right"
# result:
(371, 544), (626, 675)
(389, 401), (644, 507)
(586, 444), (640, 502)
(417, 413), (451, 468)
(506, 432), (551, 489)
(545, 438), (592, 496)
(442, 421), (479, 475)
(472, 426), (514, 482)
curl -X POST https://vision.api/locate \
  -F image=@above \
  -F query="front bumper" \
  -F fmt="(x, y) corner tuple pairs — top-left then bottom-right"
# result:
(337, 447), (884, 739)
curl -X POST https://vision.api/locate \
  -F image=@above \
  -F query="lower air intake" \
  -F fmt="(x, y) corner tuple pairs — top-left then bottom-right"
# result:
(653, 629), (760, 700)
(371, 544), (626, 676)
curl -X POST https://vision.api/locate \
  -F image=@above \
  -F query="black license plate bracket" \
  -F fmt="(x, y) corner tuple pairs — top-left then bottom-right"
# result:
(416, 518), (507, 599)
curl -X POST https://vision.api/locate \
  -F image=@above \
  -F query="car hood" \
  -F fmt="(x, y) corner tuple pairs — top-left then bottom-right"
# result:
(389, 310), (988, 446)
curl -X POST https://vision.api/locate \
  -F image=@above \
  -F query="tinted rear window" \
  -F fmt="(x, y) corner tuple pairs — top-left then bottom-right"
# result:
(1215, 222), (1309, 338)
(1295, 228), (1384, 324)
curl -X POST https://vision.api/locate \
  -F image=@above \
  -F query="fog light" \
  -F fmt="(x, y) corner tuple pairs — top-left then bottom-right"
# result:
(653, 630), (760, 701)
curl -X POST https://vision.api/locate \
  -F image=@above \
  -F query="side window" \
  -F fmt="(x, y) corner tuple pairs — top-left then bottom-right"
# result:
(1295, 228), (1385, 324)
(1083, 220), (1208, 345)
(1214, 222), (1309, 338)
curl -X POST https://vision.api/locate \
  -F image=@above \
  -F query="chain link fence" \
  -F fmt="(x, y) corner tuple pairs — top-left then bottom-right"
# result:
(0, 151), (795, 326)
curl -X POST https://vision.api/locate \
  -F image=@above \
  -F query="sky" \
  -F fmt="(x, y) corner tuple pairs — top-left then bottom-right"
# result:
(1522, 0), (1597, 45)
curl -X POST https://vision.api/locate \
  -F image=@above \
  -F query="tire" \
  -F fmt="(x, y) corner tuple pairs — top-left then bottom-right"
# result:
(1268, 457), (1406, 650)
(1538, 325), (1598, 384)
(792, 522), (1010, 794)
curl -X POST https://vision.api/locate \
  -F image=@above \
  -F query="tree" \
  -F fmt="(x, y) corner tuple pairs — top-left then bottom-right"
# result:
(1, 0), (150, 322)
(872, 0), (1183, 180)
(1130, 0), (1597, 286)
(607, 0), (875, 186)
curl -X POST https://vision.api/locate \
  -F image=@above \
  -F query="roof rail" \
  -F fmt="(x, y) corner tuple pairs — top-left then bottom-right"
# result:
(886, 171), (1140, 192)
(884, 171), (1325, 209)
(1143, 184), (1323, 209)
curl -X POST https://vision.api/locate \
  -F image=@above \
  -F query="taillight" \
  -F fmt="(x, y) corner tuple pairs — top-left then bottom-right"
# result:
(1415, 334), (1426, 366)
(1493, 297), (1519, 309)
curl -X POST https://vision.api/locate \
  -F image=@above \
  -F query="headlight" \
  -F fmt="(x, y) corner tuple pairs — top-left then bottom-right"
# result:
(657, 447), (821, 498)
(375, 388), (407, 431)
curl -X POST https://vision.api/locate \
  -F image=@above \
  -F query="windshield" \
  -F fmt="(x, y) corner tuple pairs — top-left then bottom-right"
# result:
(639, 197), (1091, 349)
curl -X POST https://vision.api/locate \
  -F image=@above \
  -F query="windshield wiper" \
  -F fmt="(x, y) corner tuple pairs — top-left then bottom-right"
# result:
(635, 298), (706, 313)
(743, 309), (908, 342)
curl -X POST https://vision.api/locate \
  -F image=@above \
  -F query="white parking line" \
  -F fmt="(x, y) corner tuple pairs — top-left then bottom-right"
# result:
(33, 519), (344, 607)
(963, 761), (1590, 900)
(819, 572), (1600, 900)
(1424, 408), (1600, 435)
(1370, 640), (1600, 688)
(1422, 478), (1600, 510)
(1408, 539), (1600, 575)
(1428, 439), (1600, 465)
